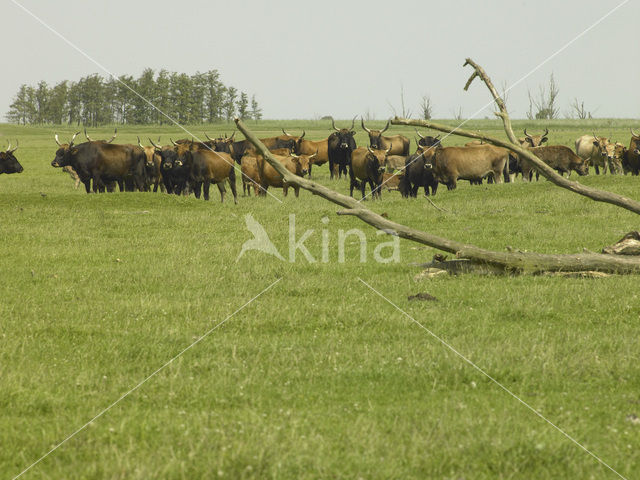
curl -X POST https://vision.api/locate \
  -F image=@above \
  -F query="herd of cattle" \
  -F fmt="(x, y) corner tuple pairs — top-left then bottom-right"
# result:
(1, 119), (640, 202)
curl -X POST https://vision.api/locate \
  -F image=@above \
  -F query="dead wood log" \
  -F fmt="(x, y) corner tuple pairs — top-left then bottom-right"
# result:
(234, 118), (640, 274)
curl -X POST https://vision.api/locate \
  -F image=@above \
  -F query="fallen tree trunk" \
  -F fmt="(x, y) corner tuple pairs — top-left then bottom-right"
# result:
(234, 118), (640, 274)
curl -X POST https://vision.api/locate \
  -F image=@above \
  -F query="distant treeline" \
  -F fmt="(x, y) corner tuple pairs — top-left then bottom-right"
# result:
(6, 68), (262, 126)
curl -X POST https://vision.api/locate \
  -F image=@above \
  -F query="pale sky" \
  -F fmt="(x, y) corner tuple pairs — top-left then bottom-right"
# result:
(1, 0), (638, 120)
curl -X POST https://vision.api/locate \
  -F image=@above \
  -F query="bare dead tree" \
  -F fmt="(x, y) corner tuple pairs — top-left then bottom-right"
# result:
(569, 98), (592, 120)
(527, 73), (560, 120)
(234, 58), (640, 275)
(451, 106), (463, 121)
(419, 95), (433, 120)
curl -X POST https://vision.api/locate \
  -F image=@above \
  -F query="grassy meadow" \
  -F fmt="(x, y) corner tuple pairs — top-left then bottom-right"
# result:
(1, 119), (640, 479)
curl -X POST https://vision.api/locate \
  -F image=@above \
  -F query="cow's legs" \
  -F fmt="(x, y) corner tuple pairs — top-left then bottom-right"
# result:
(193, 182), (202, 199)
(202, 180), (211, 201)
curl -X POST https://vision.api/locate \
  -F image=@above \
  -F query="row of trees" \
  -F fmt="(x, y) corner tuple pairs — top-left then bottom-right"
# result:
(6, 68), (262, 126)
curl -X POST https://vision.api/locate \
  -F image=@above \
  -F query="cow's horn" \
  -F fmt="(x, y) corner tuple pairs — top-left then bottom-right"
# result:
(299, 130), (306, 140)
(631, 128), (640, 138)
(9, 140), (18, 153)
(543, 127), (549, 137)
(204, 132), (214, 142)
(310, 149), (317, 159)
(6, 141), (11, 152)
(380, 120), (390, 134)
(524, 128), (533, 139)
(228, 132), (235, 141)
(84, 129), (93, 142)
(137, 136), (143, 148)
(290, 152), (299, 158)
(361, 117), (371, 134)
(434, 134), (441, 140)
(385, 143), (392, 154)
(54, 134), (62, 146)
(593, 132), (599, 141)
(149, 138), (161, 149)
(282, 128), (292, 136)
(107, 128), (117, 143)
(331, 118), (339, 131)
(415, 129), (425, 139)
(367, 147), (375, 154)
(69, 131), (80, 147)
(170, 138), (177, 146)
(350, 115), (357, 131)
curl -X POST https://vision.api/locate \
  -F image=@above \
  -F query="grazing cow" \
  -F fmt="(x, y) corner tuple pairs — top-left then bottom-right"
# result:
(292, 131), (329, 176)
(349, 147), (388, 200)
(255, 153), (311, 197)
(624, 129), (640, 175)
(520, 145), (589, 179)
(51, 136), (146, 193)
(223, 132), (298, 163)
(0, 141), (23, 175)
(575, 134), (612, 175)
(138, 138), (164, 192)
(361, 119), (410, 156)
(400, 145), (439, 197)
(415, 130), (441, 148)
(172, 141), (237, 202)
(328, 118), (357, 179)
(432, 145), (509, 190)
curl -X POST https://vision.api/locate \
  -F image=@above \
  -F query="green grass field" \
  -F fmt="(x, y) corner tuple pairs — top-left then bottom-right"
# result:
(2, 120), (640, 479)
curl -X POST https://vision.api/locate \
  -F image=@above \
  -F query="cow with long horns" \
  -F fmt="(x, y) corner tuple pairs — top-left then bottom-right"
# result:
(327, 117), (357, 179)
(361, 119), (410, 156)
(0, 141), (23, 175)
(292, 131), (329, 176)
(624, 128), (640, 175)
(415, 130), (441, 148)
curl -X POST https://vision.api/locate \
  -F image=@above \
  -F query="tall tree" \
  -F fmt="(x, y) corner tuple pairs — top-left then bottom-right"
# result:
(45, 81), (69, 124)
(6, 84), (35, 125)
(237, 91), (249, 119)
(250, 95), (262, 121)
(223, 86), (237, 122)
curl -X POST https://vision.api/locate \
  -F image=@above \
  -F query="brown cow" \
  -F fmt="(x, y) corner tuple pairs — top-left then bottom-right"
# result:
(240, 155), (261, 196)
(138, 137), (164, 192)
(292, 131), (329, 176)
(174, 141), (237, 203)
(432, 145), (509, 190)
(255, 153), (311, 197)
(575, 134), (611, 174)
(361, 119), (410, 156)
(349, 146), (389, 200)
(382, 172), (403, 191)
(520, 145), (589, 179)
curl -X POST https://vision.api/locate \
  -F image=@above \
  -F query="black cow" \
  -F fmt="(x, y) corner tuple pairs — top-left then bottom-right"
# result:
(0, 141), (23, 175)
(151, 140), (190, 195)
(415, 130), (441, 148)
(327, 118), (357, 179)
(400, 145), (438, 197)
(51, 134), (146, 193)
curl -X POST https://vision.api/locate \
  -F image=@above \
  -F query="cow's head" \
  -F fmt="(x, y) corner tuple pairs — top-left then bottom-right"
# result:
(273, 130), (297, 151)
(573, 157), (590, 176)
(521, 128), (548, 147)
(51, 132), (81, 167)
(415, 129), (441, 148)
(290, 151), (315, 177)
(630, 128), (640, 156)
(330, 117), (357, 151)
(173, 139), (192, 169)
(592, 133), (610, 158)
(138, 137), (159, 171)
(0, 141), (22, 174)
(362, 119), (390, 149)
(367, 146), (391, 180)
(207, 132), (236, 153)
